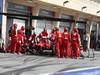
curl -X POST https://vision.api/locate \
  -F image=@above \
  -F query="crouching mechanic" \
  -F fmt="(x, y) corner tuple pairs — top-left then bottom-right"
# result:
(37, 27), (49, 47)
(49, 27), (57, 55)
(16, 26), (26, 54)
(16, 30), (23, 54)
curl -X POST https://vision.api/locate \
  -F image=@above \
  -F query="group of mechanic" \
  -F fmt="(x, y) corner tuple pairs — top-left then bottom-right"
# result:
(49, 27), (81, 58)
(6, 23), (81, 58)
(6, 24), (26, 54)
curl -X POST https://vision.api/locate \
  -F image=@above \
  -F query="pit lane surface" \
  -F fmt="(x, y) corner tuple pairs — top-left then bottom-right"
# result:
(0, 51), (100, 75)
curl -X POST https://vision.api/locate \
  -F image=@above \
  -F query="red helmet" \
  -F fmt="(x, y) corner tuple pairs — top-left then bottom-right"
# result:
(64, 27), (68, 32)
(55, 27), (59, 31)
(21, 26), (25, 31)
(73, 27), (78, 33)
(13, 24), (17, 28)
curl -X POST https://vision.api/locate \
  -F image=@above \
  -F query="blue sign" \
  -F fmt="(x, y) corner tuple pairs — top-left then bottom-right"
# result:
(52, 67), (100, 75)
(0, 0), (3, 24)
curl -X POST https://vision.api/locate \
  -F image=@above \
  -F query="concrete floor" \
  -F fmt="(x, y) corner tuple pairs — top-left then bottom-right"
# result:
(0, 51), (100, 75)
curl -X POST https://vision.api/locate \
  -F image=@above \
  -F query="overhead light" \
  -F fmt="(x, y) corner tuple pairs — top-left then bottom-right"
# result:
(63, 0), (69, 6)
(81, 6), (87, 11)
(82, 6), (87, 9)
(96, 10), (100, 14)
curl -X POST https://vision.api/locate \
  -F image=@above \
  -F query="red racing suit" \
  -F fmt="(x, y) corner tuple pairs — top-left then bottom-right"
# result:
(71, 31), (80, 57)
(9, 28), (17, 53)
(17, 29), (26, 53)
(62, 31), (71, 57)
(55, 31), (63, 57)
(37, 30), (49, 47)
(50, 31), (57, 46)
(6, 24), (18, 53)
(16, 30), (23, 54)
(49, 31), (57, 54)
(41, 31), (48, 43)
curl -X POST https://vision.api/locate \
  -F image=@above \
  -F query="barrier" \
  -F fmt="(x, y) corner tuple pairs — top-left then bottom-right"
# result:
(51, 67), (100, 75)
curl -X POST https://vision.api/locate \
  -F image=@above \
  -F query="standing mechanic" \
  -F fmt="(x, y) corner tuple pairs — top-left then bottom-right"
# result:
(62, 27), (71, 58)
(71, 27), (81, 58)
